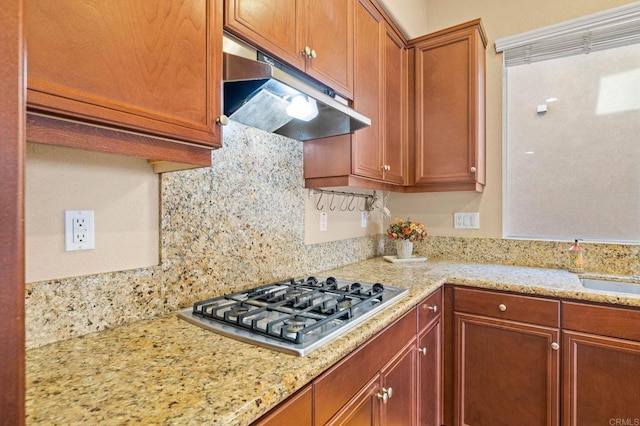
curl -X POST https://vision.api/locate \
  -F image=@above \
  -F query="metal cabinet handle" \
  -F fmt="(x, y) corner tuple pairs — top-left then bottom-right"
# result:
(302, 46), (317, 58)
(376, 390), (389, 404)
(384, 387), (393, 399)
(418, 347), (427, 355)
(216, 115), (229, 126)
(470, 166), (477, 173)
(498, 303), (507, 312)
(376, 387), (394, 404)
(423, 304), (438, 313)
(551, 342), (560, 350)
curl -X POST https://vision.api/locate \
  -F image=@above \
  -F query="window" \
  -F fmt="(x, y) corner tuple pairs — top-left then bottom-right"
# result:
(497, 2), (640, 243)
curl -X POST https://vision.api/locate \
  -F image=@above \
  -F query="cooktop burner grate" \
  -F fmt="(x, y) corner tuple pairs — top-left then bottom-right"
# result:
(179, 276), (408, 356)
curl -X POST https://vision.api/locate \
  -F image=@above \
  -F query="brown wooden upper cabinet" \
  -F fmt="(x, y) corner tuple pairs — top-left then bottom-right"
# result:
(408, 20), (487, 192)
(26, 0), (224, 168)
(225, 0), (354, 99)
(303, 0), (407, 191)
(351, 0), (407, 186)
(304, 14), (486, 193)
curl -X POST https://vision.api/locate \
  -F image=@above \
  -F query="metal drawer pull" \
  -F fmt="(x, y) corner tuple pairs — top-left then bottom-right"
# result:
(418, 347), (427, 355)
(498, 303), (507, 312)
(551, 342), (560, 350)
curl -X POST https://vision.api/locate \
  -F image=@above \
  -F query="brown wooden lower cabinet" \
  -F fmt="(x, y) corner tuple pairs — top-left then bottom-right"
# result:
(327, 339), (417, 425)
(454, 313), (560, 426)
(451, 287), (640, 426)
(253, 290), (443, 426)
(314, 308), (417, 425)
(562, 301), (640, 426)
(253, 384), (313, 426)
(254, 286), (640, 426)
(379, 339), (417, 424)
(418, 317), (442, 425)
(452, 287), (561, 426)
(326, 375), (382, 425)
(417, 288), (443, 426)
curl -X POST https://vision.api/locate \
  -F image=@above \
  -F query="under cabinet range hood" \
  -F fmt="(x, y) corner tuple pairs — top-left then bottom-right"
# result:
(223, 52), (371, 141)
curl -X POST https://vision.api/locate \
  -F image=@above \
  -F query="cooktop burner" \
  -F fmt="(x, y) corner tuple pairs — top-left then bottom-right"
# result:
(178, 276), (408, 356)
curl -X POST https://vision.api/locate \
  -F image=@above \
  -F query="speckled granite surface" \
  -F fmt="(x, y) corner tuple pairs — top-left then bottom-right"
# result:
(26, 258), (640, 425)
(24, 121), (639, 349)
(24, 122), (640, 424)
(25, 122), (382, 349)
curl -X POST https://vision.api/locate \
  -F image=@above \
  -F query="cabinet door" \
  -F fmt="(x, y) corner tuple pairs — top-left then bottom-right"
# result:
(455, 313), (560, 426)
(418, 319), (442, 426)
(226, 0), (353, 99)
(326, 376), (381, 426)
(352, 0), (384, 181)
(411, 20), (486, 192)
(27, 0), (222, 148)
(224, 0), (304, 70)
(314, 309), (417, 425)
(563, 331), (640, 426)
(253, 385), (312, 426)
(304, 0), (354, 98)
(382, 23), (407, 185)
(382, 340), (417, 425)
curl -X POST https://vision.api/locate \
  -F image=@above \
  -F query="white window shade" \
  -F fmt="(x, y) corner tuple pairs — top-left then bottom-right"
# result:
(495, 2), (640, 66)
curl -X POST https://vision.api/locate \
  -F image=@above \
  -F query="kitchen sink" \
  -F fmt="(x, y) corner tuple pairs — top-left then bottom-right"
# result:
(581, 278), (640, 295)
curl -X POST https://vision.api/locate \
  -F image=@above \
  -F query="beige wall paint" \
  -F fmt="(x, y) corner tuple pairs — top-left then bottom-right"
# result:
(25, 1), (637, 281)
(385, 0), (636, 239)
(25, 144), (159, 282)
(304, 188), (384, 244)
(377, 0), (428, 38)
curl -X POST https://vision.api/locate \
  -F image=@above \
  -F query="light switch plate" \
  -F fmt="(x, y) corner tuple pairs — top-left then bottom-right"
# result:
(454, 212), (480, 229)
(320, 212), (328, 232)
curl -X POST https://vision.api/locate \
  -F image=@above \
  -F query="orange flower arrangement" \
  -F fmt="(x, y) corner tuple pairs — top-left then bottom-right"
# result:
(386, 218), (427, 242)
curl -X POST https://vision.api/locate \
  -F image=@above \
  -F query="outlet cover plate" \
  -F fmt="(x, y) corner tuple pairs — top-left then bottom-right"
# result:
(65, 210), (95, 251)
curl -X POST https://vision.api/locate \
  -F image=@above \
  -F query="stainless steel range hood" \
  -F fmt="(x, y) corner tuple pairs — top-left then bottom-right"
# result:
(223, 50), (370, 141)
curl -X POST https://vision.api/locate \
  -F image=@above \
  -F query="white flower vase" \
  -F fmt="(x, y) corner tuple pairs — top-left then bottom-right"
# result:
(395, 240), (413, 259)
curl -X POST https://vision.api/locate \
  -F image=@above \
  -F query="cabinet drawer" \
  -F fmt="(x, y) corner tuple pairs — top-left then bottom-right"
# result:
(562, 301), (640, 341)
(418, 288), (442, 332)
(454, 287), (560, 327)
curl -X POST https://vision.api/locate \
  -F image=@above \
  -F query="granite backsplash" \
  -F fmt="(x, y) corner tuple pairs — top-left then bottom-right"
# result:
(25, 122), (640, 349)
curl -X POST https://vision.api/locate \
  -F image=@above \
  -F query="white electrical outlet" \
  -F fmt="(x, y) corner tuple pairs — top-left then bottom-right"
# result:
(320, 212), (328, 232)
(361, 211), (367, 228)
(65, 210), (95, 251)
(454, 212), (480, 229)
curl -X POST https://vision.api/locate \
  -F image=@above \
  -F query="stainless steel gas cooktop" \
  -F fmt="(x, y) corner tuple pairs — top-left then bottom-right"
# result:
(178, 276), (408, 356)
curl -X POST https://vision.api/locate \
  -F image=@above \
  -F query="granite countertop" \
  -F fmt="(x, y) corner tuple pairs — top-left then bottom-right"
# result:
(26, 258), (640, 425)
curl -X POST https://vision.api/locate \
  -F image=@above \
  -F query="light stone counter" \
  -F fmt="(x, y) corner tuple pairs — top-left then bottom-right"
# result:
(26, 259), (640, 425)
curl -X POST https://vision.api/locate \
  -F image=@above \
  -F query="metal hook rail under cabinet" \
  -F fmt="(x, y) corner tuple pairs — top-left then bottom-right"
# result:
(309, 189), (376, 212)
